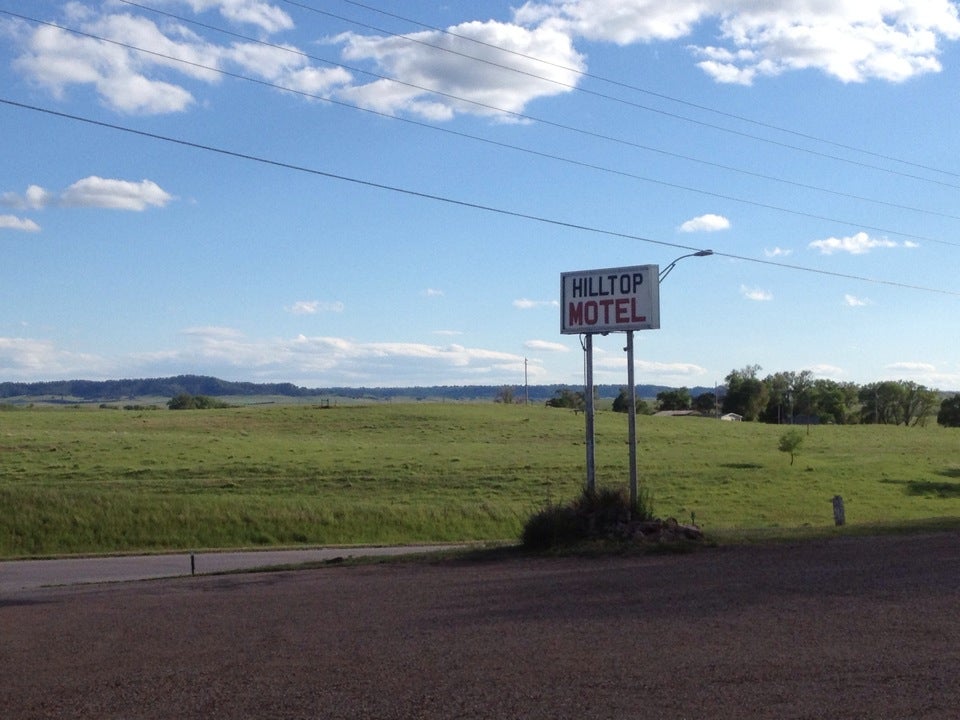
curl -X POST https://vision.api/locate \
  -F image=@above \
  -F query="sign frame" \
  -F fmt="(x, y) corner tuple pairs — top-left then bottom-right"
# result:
(560, 264), (660, 335)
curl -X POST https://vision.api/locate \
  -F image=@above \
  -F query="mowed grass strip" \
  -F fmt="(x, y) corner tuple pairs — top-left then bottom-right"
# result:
(1, 402), (959, 556)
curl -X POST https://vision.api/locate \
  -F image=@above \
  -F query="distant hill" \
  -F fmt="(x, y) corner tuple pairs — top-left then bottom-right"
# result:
(0, 374), (716, 404)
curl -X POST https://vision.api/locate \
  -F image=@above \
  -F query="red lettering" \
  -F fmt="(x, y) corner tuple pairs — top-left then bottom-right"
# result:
(584, 301), (598, 324)
(616, 298), (630, 323)
(598, 299), (614, 324)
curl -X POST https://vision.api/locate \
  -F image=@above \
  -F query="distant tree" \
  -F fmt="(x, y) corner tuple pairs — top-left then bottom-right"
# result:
(167, 392), (197, 410)
(494, 386), (516, 404)
(167, 393), (229, 410)
(859, 381), (937, 426)
(812, 379), (860, 424)
(898, 382), (938, 427)
(656, 387), (691, 411)
(761, 371), (796, 423)
(937, 395), (960, 427)
(778, 429), (804, 465)
(546, 388), (585, 411)
(612, 388), (650, 414)
(722, 365), (768, 421)
(693, 392), (717, 415)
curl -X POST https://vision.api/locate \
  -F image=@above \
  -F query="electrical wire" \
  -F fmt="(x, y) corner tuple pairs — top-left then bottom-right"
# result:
(329, 0), (960, 181)
(3, 97), (958, 298)
(277, 0), (960, 189)
(7, 7), (960, 247)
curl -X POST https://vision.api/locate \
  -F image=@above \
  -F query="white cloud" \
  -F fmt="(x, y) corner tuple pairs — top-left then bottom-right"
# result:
(679, 213), (730, 233)
(125, 329), (530, 385)
(0, 215), (41, 232)
(524, 339), (569, 352)
(0, 337), (113, 380)
(60, 177), (173, 211)
(881, 362), (960, 389)
(1, 185), (51, 210)
(334, 20), (585, 120)
(844, 294), (870, 307)
(517, 0), (960, 84)
(179, 0), (295, 34)
(807, 364), (846, 379)
(591, 353), (708, 383)
(809, 231), (898, 255)
(11, 6), (346, 116)
(286, 300), (345, 315)
(12, 1), (960, 121)
(423, 288), (444, 297)
(764, 246), (792, 258)
(887, 361), (937, 374)
(740, 285), (772, 301)
(2, 178), (172, 212)
(514, 298), (560, 309)
(516, 0), (705, 44)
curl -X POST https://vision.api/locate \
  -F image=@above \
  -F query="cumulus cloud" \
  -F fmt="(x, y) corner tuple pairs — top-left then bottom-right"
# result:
(333, 20), (585, 120)
(844, 294), (871, 307)
(524, 339), (569, 352)
(0, 336), (113, 380)
(887, 361), (938, 374)
(591, 353), (708, 383)
(514, 298), (560, 309)
(11, 7), (348, 115)
(423, 288), (444, 297)
(807, 364), (846, 379)
(741, 285), (772, 301)
(125, 329), (530, 385)
(183, 0), (295, 34)
(764, 246), (792, 258)
(881, 362), (960, 388)
(14, 1), (958, 120)
(517, 0), (960, 84)
(60, 177), (173, 210)
(0, 215), (41, 232)
(679, 213), (730, 233)
(2, 177), (173, 212)
(1, 185), (51, 210)
(809, 231), (902, 255)
(286, 300), (345, 315)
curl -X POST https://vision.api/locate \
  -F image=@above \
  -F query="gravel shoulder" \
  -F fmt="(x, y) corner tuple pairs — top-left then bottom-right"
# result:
(3, 531), (959, 719)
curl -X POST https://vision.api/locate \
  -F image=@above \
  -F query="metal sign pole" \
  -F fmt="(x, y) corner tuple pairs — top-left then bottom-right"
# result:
(584, 333), (596, 492)
(626, 330), (638, 511)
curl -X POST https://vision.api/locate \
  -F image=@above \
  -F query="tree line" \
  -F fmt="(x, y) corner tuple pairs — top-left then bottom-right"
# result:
(543, 365), (960, 428)
(662, 365), (951, 426)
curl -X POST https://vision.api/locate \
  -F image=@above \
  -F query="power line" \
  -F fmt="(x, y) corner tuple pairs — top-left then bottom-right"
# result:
(10, 7), (960, 247)
(330, 0), (960, 181)
(3, 97), (958, 298)
(278, 0), (960, 190)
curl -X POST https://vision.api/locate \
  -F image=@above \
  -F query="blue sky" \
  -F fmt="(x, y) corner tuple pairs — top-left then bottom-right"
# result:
(2, 0), (960, 390)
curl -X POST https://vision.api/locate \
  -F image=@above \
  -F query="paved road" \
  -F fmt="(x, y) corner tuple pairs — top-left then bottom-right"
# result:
(0, 544), (463, 594)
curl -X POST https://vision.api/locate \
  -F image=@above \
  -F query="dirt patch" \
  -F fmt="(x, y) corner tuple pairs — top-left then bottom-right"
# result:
(3, 532), (959, 719)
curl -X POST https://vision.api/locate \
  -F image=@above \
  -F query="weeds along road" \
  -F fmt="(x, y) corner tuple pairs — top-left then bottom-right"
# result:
(3, 531), (960, 719)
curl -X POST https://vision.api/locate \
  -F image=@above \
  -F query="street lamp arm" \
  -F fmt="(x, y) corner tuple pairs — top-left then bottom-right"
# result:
(659, 249), (714, 282)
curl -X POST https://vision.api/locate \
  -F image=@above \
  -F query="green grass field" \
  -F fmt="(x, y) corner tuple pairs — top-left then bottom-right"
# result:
(1, 402), (959, 557)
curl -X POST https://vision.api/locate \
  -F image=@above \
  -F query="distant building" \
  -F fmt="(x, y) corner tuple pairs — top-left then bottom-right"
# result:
(653, 410), (700, 417)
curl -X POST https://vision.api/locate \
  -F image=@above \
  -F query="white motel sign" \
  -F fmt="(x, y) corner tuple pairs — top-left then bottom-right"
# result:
(560, 264), (660, 335)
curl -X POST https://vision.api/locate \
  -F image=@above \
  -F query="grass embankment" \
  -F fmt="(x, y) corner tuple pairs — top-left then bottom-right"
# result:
(1, 402), (959, 557)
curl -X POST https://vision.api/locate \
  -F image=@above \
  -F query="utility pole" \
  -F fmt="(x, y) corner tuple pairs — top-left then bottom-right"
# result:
(524, 357), (529, 405)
